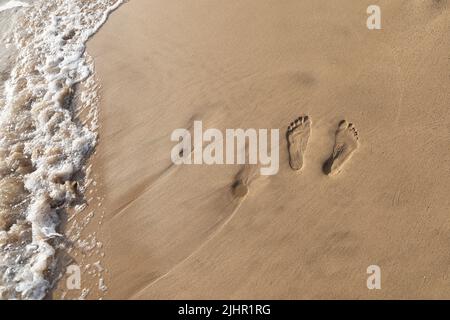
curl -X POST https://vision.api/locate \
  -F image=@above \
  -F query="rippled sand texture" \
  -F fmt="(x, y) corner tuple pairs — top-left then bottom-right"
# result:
(0, 0), (122, 299)
(88, 0), (450, 299)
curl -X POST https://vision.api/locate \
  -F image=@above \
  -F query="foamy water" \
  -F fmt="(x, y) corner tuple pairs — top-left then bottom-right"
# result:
(0, 0), (122, 300)
(0, 1), (29, 13)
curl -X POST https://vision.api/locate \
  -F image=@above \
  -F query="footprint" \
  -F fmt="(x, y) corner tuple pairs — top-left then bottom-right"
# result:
(232, 164), (260, 198)
(286, 116), (311, 171)
(323, 120), (359, 176)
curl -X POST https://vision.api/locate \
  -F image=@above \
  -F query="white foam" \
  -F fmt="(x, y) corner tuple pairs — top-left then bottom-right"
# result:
(0, 0), (123, 300)
(0, 1), (29, 13)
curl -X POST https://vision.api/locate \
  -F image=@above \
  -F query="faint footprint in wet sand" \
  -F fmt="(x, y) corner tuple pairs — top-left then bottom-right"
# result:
(323, 120), (360, 176)
(232, 164), (260, 198)
(287, 116), (311, 171)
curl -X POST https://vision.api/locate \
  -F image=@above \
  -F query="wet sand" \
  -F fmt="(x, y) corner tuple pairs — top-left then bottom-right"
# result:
(83, 0), (449, 299)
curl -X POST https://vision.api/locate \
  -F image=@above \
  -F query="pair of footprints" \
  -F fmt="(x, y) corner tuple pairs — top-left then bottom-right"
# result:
(287, 116), (359, 176)
(233, 116), (359, 198)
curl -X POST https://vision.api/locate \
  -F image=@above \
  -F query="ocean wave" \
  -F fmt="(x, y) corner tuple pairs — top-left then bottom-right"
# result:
(0, 1), (29, 13)
(0, 0), (122, 300)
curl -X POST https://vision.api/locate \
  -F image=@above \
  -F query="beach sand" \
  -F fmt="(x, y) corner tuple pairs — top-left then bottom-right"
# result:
(77, 0), (449, 299)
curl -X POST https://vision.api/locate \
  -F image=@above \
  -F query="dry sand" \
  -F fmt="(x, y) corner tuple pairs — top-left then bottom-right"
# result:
(77, 0), (449, 299)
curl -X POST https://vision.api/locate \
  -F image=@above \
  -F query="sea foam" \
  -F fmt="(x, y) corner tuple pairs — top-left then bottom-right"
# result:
(0, 1), (29, 13)
(0, 0), (122, 300)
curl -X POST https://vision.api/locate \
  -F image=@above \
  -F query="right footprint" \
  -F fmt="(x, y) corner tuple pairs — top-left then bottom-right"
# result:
(323, 120), (360, 176)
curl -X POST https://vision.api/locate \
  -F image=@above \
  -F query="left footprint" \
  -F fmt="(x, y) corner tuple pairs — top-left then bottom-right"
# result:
(287, 116), (311, 171)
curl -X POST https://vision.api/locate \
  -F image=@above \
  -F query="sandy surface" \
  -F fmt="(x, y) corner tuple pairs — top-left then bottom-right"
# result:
(84, 0), (449, 299)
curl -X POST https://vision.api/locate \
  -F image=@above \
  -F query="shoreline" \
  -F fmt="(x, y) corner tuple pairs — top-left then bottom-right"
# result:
(0, 0), (124, 299)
